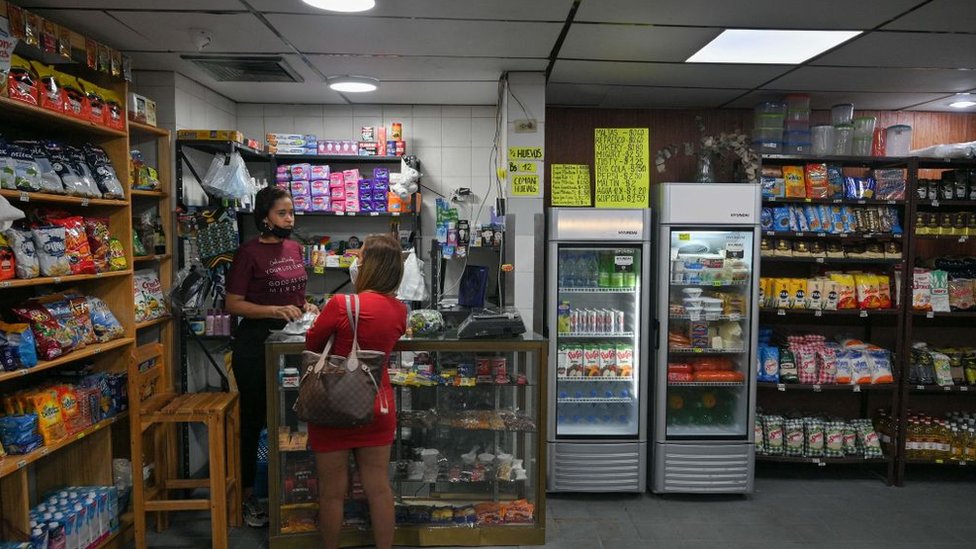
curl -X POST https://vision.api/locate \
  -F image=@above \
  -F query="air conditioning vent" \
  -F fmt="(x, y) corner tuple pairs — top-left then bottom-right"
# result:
(181, 55), (303, 83)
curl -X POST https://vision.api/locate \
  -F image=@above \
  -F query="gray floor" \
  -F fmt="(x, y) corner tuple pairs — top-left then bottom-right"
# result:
(134, 466), (976, 549)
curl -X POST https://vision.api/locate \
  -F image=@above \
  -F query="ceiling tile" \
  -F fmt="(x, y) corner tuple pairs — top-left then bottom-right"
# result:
(560, 24), (721, 62)
(764, 67), (976, 94)
(725, 90), (952, 110)
(109, 11), (290, 53)
(345, 82), (498, 105)
(266, 14), (560, 57)
(574, 0), (921, 29)
(250, 0), (575, 20)
(30, 9), (151, 50)
(813, 32), (976, 69)
(883, 0), (976, 32)
(22, 0), (243, 9)
(548, 84), (746, 108)
(550, 60), (790, 88)
(905, 94), (976, 112)
(308, 55), (545, 81)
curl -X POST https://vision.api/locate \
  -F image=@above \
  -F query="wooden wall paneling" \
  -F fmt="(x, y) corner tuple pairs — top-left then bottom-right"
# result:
(546, 107), (976, 205)
(34, 426), (114, 496)
(0, 468), (30, 540)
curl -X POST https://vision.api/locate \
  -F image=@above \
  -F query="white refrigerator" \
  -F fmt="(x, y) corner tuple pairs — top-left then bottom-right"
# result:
(546, 208), (651, 492)
(651, 183), (761, 494)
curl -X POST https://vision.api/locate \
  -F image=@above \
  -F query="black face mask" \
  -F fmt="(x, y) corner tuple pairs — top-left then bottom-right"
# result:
(263, 222), (292, 239)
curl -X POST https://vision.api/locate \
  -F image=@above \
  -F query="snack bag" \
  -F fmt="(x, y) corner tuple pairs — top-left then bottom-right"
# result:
(54, 385), (84, 434)
(784, 418), (805, 456)
(762, 415), (785, 455)
(834, 349), (853, 384)
(868, 349), (894, 384)
(8, 143), (42, 191)
(12, 302), (73, 360)
(39, 297), (86, 350)
(0, 238), (14, 280)
(82, 144), (124, 199)
(83, 217), (111, 273)
(26, 389), (67, 444)
(30, 225), (71, 277)
(803, 205), (822, 232)
(877, 275), (893, 309)
(31, 61), (63, 113)
(68, 296), (97, 345)
(815, 346), (837, 384)
(854, 419), (883, 459)
(826, 165), (845, 197)
(804, 163), (830, 198)
(778, 348), (798, 383)
(133, 232), (147, 257)
(804, 417), (825, 457)
(854, 273), (881, 309)
(796, 349), (818, 384)
(912, 268), (932, 311)
(7, 54), (38, 105)
(829, 274), (857, 309)
(783, 166), (805, 198)
(0, 322), (37, 369)
(61, 75), (90, 121)
(108, 238), (127, 271)
(86, 296), (124, 342)
(930, 270), (950, 313)
(931, 351), (953, 386)
(49, 215), (96, 275)
(824, 421), (846, 458)
(133, 269), (166, 321)
(772, 207), (791, 232)
(849, 350), (873, 384)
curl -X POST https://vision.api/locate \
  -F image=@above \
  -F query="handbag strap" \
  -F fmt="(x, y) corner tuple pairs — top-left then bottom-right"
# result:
(344, 294), (361, 354)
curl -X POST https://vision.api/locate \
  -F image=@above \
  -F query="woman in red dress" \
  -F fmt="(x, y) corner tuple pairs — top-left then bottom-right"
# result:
(305, 234), (406, 549)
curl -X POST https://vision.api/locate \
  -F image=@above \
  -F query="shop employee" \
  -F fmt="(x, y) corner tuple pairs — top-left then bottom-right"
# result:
(225, 185), (318, 527)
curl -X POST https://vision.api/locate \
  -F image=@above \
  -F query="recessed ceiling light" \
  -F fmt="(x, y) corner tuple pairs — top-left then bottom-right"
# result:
(302, 0), (375, 12)
(686, 29), (862, 64)
(328, 75), (379, 93)
(949, 94), (976, 109)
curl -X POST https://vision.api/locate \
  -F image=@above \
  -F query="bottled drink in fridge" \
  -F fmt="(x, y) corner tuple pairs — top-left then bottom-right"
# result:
(580, 252), (599, 287)
(598, 251), (613, 288)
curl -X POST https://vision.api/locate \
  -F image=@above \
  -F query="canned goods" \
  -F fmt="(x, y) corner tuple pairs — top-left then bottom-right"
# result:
(587, 309), (598, 334)
(614, 310), (626, 333)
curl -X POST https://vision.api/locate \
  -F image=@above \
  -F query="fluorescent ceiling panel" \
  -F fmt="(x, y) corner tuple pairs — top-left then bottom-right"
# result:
(110, 12), (290, 53)
(687, 29), (862, 64)
(22, 0), (243, 8)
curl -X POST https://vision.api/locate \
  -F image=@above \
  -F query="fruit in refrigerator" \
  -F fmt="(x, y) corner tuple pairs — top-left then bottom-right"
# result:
(701, 392), (717, 409)
(668, 394), (684, 410)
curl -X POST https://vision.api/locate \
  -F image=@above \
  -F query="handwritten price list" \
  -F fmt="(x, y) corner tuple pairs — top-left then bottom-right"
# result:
(594, 128), (650, 208)
(550, 164), (591, 206)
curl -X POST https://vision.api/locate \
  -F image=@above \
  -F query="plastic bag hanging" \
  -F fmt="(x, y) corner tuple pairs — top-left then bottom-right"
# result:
(201, 151), (251, 200)
(396, 248), (427, 302)
(0, 194), (26, 231)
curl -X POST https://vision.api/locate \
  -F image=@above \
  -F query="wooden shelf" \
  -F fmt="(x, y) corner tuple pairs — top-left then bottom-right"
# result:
(0, 189), (128, 208)
(0, 96), (128, 138)
(133, 254), (171, 263)
(0, 412), (128, 479)
(130, 189), (168, 198)
(0, 337), (134, 383)
(761, 256), (902, 265)
(136, 316), (172, 330)
(127, 120), (169, 137)
(758, 381), (895, 392)
(0, 269), (131, 290)
(911, 310), (976, 318)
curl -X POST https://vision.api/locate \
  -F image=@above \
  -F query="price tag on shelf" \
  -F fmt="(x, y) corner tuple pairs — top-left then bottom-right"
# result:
(693, 348), (703, 353)
(370, 212), (379, 217)
(916, 385), (926, 390)
(335, 211), (345, 216)
(960, 236), (969, 243)
(961, 461), (968, 466)
(796, 232), (805, 237)
(961, 386), (969, 392)
(935, 459), (944, 464)
(16, 459), (26, 469)
(52, 277), (62, 284)
(777, 383), (786, 392)
(932, 200), (940, 207)
(777, 309), (786, 316)
(832, 199), (843, 204)
(95, 272), (102, 277)
(804, 198), (812, 203)
(817, 232), (826, 238)
(688, 311), (700, 321)
(93, 347), (102, 354)
(0, 281), (10, 288)
(295, 211), (304, 216)
(853, 385), (861, 393)
(840, 233), (849, 238)
(77, 432), (85, 440)
(860, 310), (868, 318)
(857, 200), (867, 205)
(19, 192), (29, 202)
(944, 386), (952, 392)
(80, 198), (89, 207)
(813, 384), (822, 392)
(765, 231), (775, 236)
(712, 281), (723, 287)
(927, 311), (935, 319)
(392, 212), (400, 217)
(728, 313), (741, 322)
(814, 310), (823, 317)
(886, 200), (896, 205)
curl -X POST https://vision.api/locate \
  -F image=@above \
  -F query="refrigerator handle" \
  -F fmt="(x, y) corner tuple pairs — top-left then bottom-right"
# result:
(653, 319), (660, 350)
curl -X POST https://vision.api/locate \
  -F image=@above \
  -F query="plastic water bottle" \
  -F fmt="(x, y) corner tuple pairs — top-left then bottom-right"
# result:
(562, 253), (578, 288)
(581, 252), (599, 287)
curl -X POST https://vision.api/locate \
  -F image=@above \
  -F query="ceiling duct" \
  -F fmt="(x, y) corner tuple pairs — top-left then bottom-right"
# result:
(181, 55), (303, 83)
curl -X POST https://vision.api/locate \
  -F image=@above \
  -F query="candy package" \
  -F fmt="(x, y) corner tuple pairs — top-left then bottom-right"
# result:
(49, 215), (95, 275)
(30, 225), (71, 276)
(83, 217), (111, 273)
(134, 269), (167, 322)
(844, 177), (875, 200)
(86, 296), (124, 342)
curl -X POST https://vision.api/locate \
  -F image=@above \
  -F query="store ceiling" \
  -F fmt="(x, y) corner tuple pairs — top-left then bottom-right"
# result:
(22, 0), (976, 111)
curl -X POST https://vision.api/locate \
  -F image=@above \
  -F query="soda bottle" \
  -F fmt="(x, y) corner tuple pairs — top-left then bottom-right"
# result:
(598, 251), (613, 288)
(581, 252), (599, 287)
(559, 252), (576, 288)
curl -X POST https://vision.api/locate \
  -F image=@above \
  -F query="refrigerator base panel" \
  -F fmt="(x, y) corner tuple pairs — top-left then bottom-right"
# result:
(652, 442), (754, 494)
(547, 441), (646, 493)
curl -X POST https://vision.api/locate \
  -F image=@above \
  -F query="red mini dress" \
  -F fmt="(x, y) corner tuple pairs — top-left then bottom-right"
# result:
(305, 292), (406, 453)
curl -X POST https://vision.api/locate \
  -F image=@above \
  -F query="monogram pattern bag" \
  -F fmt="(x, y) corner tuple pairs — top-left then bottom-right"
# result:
(293, 294), (389, 427)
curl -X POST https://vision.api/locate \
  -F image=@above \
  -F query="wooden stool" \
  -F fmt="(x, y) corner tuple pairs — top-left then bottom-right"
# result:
(128, 343), (242, 549)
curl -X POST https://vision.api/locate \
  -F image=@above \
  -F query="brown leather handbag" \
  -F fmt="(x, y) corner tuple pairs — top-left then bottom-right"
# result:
(293, 294), (389, 427)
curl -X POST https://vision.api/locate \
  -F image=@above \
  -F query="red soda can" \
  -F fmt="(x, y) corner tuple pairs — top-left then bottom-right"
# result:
(570, 310), (580, 333)
(586, 309), (598, 334)
(614, 310), (626, 333)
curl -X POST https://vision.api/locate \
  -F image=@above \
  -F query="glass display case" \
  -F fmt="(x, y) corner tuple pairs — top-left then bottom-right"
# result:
(265, 332), (547, 548)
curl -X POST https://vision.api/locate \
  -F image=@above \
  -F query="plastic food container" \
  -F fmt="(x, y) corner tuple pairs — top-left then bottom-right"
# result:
(751, 128), (782, 152)
(833, 124), (854, 155)
(784, 130), (811, 145)
(755, 101), (787, 114)
(831, 103), (854, 125)
(783, 143), (811, 154)
(811, 125), (836, 156)
(754, 113), (785, 128)
(853, 116), (877, 139)
(785, 119), (811, 133)
(682, 288), (704, 298)
(852, 137), (872, 157)
(885, 124), (913, 156)
(786, 109), (811, 123)
(785, 94), (810, 111)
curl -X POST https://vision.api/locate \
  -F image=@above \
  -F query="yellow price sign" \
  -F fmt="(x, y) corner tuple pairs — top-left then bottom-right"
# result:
(508, 147), (543, 161)
(508, 161), (537, 174)
(511, 175), (539, 196)
(678, 233), (691, 241)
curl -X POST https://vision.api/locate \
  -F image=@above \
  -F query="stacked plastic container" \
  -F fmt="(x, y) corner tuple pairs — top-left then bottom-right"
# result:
(852, 116), (877, 156)
(831, 103), (855, 156)
(783, 94), (811, 154)
(753, 101), (786, 153)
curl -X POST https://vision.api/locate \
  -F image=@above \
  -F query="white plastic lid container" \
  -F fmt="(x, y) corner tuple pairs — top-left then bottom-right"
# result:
(885, 125), (912, 156)
(811, 125), (836, 156)
(833, 124), (854, 156)
(831, 103), (854, 125)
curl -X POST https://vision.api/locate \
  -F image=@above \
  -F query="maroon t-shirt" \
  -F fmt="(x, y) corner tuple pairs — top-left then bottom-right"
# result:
(226, 238), (307, 307)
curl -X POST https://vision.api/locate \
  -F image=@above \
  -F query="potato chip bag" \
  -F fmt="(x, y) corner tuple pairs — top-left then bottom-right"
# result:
(12, 302), (72, 360)
(83, 217), (111, 273)
(783, 166), (805, 198)
(108, 238), (127, 271)
(854, 273), (881, 309)
(49, 215), (95, 275)
(53, 385), (83, 433)
(4, 228), (39, 279)
(31, 225), (71, 277)
(86, 296), (124, 342)
(27, 389), (67, 444)
(830, 274), (857, 309)
(804, 163), (830, 198)
(39, 296), (86, 350)
(877, 275), (892, 309)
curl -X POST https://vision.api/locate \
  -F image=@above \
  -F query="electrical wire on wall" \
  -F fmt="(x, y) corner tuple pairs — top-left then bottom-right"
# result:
(436, 74), (511, 307)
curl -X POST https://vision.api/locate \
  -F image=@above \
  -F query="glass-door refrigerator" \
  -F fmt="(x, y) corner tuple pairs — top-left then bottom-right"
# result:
(651, 183), (761, 494)
(546, 208), (651, 492)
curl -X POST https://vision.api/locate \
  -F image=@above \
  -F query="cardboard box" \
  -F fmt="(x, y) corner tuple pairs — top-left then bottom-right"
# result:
(177, 129), (244, 143)
(145, 97), (157, 127)
(127, 92), (147, 123)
